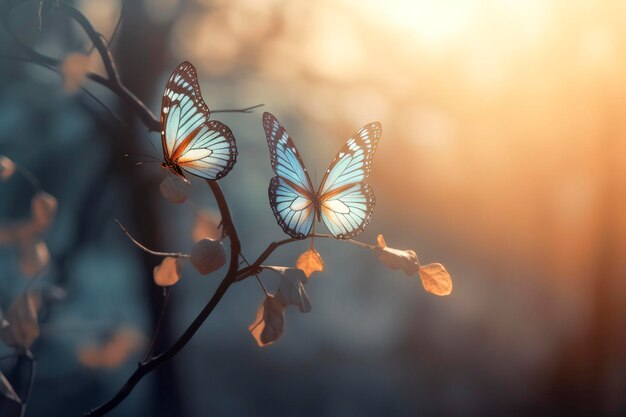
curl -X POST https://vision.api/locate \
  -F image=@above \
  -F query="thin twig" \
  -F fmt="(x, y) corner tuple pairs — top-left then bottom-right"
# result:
(114, 219), (190, 258)
(235, 234), (376, 282)
(143, 287), (171, 361)
(0, 56), (128, 128)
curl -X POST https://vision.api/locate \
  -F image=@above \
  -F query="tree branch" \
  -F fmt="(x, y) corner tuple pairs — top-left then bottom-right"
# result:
(1, 3), (262, 133)
(86, 182), (241, 417)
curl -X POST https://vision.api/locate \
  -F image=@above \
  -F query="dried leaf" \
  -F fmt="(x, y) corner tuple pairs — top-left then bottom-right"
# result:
(1, 292), (40, 350)
(296, 247), (324, 278)
(17, 239), (49, 278)
(77, 327), (146, 369)
(192, 210), (221, 242)
(190, 238), (226, 275)
(153, 257), (182, 286)
(249, 295), (285, 347)
(61, 53), (90, 93)
(419, 263), (453, 296)
(0, 156), (15, 181)
(31, 191), (57, 233)
(375, 234), (420, 276)
(159, 175), (191, 204)
(266, 266), (311, 313)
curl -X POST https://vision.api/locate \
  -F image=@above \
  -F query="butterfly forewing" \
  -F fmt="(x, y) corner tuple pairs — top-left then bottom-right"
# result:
(318, 122), (382, 239)
(161, 61), (237, 179)
(318, 122), (382, 197)
(263, 113), (316, 239)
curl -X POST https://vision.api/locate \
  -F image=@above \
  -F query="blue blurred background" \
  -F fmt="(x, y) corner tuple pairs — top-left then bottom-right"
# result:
(1, 0), (626, 416)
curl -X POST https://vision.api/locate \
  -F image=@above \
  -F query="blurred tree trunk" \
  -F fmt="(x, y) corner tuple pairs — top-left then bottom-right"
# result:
(112, 1), (183, 416)
(548, 100), (626, 417)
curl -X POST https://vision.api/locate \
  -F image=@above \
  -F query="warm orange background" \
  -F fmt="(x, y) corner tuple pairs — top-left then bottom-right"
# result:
(1, 0), (626, 416)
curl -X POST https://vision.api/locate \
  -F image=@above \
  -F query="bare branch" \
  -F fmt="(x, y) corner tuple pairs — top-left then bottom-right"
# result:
(235, 234), (376, 282)
(1, 4), (262, 133)
(115, 219), (190, 258)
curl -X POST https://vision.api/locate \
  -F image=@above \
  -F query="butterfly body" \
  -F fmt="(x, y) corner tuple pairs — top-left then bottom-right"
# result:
(161, 159), (184, 177)
(159, 61), (237, 180)
(263, 112), (382, 240)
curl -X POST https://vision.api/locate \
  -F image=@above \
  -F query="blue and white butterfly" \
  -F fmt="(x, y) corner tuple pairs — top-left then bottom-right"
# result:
(160, 61), (237, 179)
(263, 112), (382, 239)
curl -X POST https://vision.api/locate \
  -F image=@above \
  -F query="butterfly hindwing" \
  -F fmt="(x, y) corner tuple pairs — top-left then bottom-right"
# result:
(161, 62), (237, 179)
(263, 113), (315, 239)
(318, 122), (382, 239)
(176, 120), (237, 180)
(320, 183), (375, 239)
(269, 177), (315, 239)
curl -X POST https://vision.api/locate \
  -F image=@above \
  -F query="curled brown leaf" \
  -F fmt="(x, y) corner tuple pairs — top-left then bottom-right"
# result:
(249, 295), (285, 347)
(17, 239), (50, 278)
(376, 234), (453, 296)
(77, 327), (146, 369)
(61, 53), (90, 93)
(419, 263), (453, 296)
(153, 257), (183, 286)
(1, 292), (40, 350)
(0, 156), (15, 181)
(192, 210), (221, 242)
(296, 247), (324, 278)
(190, 238), (226, 275)
(31, 191), (58, 233)
(375, 234), (420, 276)
(266, 266), (311, 313)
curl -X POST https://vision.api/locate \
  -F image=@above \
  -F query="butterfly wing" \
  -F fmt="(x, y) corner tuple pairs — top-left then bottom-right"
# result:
(161, 61), (237, 179)
(263, 112), (316, 239)
(318, 122), (382, 239)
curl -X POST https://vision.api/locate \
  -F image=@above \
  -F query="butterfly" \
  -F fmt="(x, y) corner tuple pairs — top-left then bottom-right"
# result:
(160, 61), (237, 180)
(263, 112), (382, 240)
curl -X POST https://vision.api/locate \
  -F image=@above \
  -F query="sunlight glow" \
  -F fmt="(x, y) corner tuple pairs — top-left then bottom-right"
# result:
(354, 0), (477, 45)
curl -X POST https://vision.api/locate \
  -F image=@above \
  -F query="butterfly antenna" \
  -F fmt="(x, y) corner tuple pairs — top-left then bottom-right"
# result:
(125, 153), (161, 163)
(141, 137), (162, 160)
